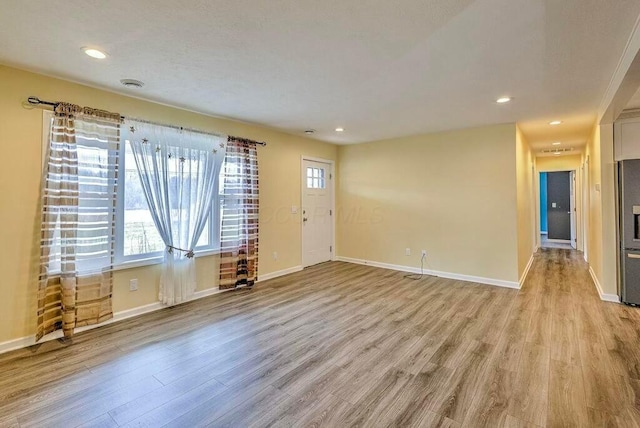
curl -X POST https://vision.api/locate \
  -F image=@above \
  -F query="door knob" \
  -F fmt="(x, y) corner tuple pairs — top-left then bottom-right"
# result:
(303, 217), (308, 222)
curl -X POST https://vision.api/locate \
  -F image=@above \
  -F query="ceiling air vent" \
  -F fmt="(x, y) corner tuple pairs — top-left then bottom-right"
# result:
(540, 147), (574, 154)
(120, 79), (145, 89)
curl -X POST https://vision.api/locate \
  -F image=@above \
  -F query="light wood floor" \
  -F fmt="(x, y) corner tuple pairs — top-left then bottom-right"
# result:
(1, 249), (640, 427)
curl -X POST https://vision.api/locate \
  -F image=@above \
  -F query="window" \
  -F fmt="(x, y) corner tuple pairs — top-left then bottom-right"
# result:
(306, 167), (325, 189)
(43, 112), (225, 268)
(116, 131), (224, 265)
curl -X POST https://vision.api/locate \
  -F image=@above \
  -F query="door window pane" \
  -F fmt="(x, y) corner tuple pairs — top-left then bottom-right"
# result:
(306, 167), (326, 189)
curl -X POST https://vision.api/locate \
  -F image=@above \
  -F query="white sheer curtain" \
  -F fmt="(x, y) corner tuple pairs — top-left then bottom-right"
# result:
(125, 120), (226, 305)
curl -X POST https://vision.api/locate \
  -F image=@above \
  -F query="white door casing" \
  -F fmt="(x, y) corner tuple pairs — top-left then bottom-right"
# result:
(570, 171), (577, 249)
(302, 158), (334, 268)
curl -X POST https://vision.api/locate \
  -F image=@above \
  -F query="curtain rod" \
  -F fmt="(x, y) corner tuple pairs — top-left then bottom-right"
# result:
(26, 96), (267, 146)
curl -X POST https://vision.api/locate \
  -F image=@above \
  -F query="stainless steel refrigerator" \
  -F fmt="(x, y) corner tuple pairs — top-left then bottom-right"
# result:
(619, 159), (640, 306)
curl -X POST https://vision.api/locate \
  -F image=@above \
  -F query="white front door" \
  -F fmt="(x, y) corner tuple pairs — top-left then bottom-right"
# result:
(302, 159), (333, 268)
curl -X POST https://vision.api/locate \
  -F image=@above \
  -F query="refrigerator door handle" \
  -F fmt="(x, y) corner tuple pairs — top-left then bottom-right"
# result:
(628, 253), (640, 259)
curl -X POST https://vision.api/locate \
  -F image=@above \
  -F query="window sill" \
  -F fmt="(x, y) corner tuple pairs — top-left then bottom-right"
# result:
(112, 248), (221, 272)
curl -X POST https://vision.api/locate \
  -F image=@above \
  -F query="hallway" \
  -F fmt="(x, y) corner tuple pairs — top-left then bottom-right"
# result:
(483, 248), (640, 426)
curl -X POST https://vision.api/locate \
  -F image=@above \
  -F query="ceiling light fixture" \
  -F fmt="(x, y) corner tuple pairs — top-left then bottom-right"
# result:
(549, 120), (562, 126)
(83, 47), (107, 59)
(552, 142), (561, 146)
(335, 127), (345, 132)
(496, 97), (511, 104)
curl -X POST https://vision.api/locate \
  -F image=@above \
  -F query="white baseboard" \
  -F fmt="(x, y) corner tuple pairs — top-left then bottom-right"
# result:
(589, 267), (620, 303)
(336, 256), (520, 290)
(0, 265), (302, 355)
(519, 254), (535, 287)
(258, 265), (303, 282)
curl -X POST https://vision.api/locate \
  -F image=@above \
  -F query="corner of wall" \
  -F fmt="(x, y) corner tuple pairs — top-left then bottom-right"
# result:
(515, 125), (536, 281)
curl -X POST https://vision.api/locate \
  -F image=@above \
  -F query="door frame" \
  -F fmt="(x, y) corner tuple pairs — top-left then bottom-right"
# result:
(583, 157), (589, 262)
(300, 156), (336, 267)
(535, 167), (582, 250)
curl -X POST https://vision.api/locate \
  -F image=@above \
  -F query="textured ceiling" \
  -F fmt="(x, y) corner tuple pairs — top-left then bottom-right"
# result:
(1, 0), (639, 151)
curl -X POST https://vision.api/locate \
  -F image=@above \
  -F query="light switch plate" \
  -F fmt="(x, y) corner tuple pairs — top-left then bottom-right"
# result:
(552, 202), (557, 208)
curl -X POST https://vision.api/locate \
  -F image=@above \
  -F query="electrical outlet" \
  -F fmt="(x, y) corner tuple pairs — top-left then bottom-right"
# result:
(272, 251), (278, 261)
(421, 250), (427, 257)
(129, 279), (138, 292)
(405, 248), (411, 256)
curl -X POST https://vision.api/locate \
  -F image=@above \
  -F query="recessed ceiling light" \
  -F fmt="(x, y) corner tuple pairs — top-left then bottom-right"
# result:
(83, 48), (107, 59)
(549, 120), (562, 126)
(335, 127), (345, 132)
(552, 142), (561, 146)
(496, 97), (511, 104)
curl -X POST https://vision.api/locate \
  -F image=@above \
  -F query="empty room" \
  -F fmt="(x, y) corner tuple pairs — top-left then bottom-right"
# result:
(2, 1), (640, 427)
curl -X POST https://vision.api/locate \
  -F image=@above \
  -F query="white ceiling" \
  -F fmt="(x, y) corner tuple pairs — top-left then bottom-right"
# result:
(1, 0), (639, 151)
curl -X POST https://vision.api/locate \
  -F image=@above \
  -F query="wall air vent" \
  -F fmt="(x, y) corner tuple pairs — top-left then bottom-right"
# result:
(618, 108), (640, 120)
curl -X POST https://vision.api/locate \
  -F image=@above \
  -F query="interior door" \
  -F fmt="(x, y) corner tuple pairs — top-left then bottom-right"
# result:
(570, 171), (577, 249)
(547, 171), (572, 241)
(302, 159), (333, 268)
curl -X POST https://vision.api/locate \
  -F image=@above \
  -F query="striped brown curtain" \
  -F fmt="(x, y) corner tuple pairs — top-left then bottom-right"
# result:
(37, 103), (121, 341)
(219, 137), (259, 289)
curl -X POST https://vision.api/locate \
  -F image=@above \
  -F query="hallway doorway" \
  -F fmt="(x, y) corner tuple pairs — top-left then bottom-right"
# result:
(539, 170), (577, 249)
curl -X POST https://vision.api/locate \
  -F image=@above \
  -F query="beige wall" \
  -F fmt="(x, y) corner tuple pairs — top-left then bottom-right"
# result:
(0, 65), (337, 343)
(584, 123), (619, 296)
(586, 125), (603, 285)
(515, 126), (536, 280)
(536, 154), (583, 172)
(336, 124), (521, 284)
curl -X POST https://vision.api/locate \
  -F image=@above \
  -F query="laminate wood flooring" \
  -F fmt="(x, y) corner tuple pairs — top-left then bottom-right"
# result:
(1, 248), (639, 427)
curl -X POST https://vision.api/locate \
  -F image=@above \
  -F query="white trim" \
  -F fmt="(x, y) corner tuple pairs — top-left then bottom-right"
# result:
(598, 13), (640, 123)
(258, 265), (303, 282)
(0, 265), (301, 355)
(589, 266), (620, 303)
(112, 248), (221, 271)
(519, 254), (535, 287)
(300, 156), (336, 267)
(336, 256), (520, 290)
(546, 239), (571, 244)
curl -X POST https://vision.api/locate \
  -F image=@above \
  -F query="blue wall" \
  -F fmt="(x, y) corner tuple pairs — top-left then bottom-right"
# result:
(540, 172), (548, 233)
